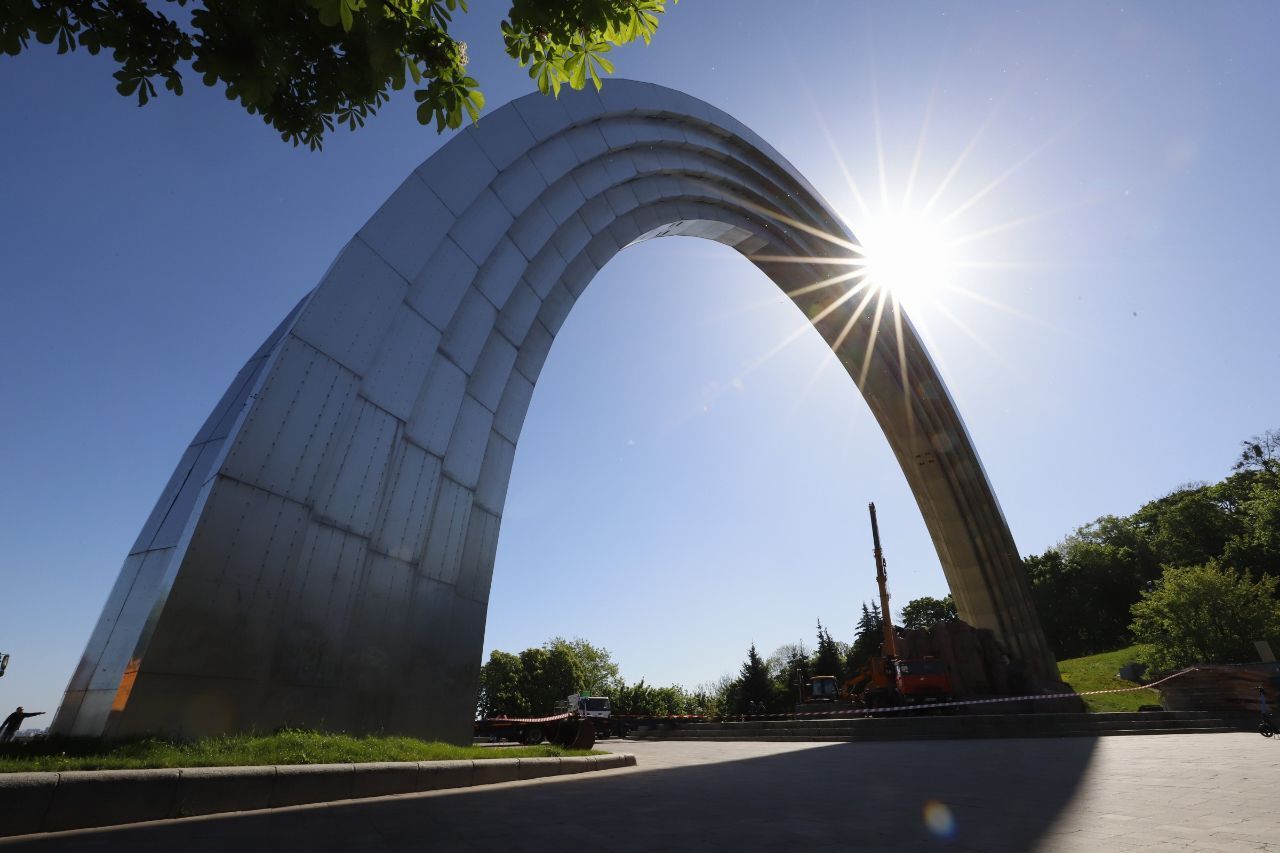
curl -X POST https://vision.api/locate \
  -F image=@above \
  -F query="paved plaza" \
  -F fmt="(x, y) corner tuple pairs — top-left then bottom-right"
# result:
(2, 734), (1276, 851)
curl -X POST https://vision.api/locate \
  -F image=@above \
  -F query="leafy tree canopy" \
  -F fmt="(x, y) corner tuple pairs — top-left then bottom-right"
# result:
(1024, 426), (1280, 660)
(544, 636), (620, 694)
(1, 0), (678, 149)
(477, 636), (614, 717)
(1233, 427), (1280, 475)
(610, 679), (708, 716)
(477, 636), (714, 718)
(1130, 560), (1280, 671)
(514, 644), (585, 716)
(899, 594), (957, 630)
(764, 641), (809, 681)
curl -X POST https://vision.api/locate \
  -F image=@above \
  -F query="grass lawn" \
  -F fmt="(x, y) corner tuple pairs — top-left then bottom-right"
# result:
(0, 729), (595, 773)
(1057, 645), (1161, 712)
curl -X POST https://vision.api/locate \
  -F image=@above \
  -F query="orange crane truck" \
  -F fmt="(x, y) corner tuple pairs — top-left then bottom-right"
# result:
(796, 503), (954, 713)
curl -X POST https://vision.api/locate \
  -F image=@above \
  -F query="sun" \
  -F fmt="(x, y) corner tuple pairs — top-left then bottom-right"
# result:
(854, 207), (955, 311)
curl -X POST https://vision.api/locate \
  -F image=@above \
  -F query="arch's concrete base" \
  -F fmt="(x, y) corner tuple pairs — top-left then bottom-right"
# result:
(53, 81), (1057, 741)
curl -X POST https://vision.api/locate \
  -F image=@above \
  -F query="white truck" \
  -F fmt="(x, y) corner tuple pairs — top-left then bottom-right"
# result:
(556, 693), (613, 738)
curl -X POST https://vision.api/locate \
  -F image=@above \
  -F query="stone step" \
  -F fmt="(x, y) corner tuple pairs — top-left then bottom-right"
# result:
(656, 721), (1230, 735)
(629, 712), (1239, 742)
(675, 712), (1214, 730)
(641, 730), (1237, 744)
(636, 725), (1238, 742)
(680, 710), (1217, 728)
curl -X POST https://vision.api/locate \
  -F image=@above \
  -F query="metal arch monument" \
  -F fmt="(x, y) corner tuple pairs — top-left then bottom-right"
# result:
(53, 82), (1058, 742)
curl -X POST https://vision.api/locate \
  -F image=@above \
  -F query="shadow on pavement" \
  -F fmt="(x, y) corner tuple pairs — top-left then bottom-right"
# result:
(1, 738), (1099, 852)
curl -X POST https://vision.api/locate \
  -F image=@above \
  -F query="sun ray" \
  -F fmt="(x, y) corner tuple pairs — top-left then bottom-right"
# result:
(858, 285), (890, 390)
(749, 255), (867, 267)
(731, 278), (870, 385)
(929, 300), (1038, 390)
(921, 98), (1004, 215)
(890, 291), (915, 432)
(938, 134), (1068, 228)
(708, 185), (864, 256)
(809, 99), (874, 224)
(872, 74), (890, 212)
(782, 347), (841, 430)
(940, 284), (1072, 338)
(930, 299), (1005, 362)
(903, 84), (938, 210)
(950, 259), (1051, 271)
(703, 270), (865, 326)
(894, 295), (963, 401)
(833, 283), (882, 355)
(790, 281), (881, 431)
(785, 269), (869, 300)
(945, 193), (1105, 249)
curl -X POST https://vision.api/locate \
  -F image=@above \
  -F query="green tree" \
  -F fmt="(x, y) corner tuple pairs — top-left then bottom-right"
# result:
(695, 675), (735, 719)
(1132, 485), (1232, 570)
(1024, 515), (1162, 658)
(544, 636), (619, 694)
(846, 602), (883, 671)
(1223, 478), (1280, 581)
(610, 680), (694, 716)
(475, 636), (630, 717)
(1232, 428), (1280, 475)
(766, 642), (810, 705)
(1, 0), (678, 149)
(730, 643), (774, 714)
(899, 594), (957, 630)
(1220, 436), (1280, 581)
(1025, 428), (1280, 662)
(515, 644), (585, 714)
(1130, 560), (1280, 671)
(811, 620), (844, 682)
(476, 649), (524, 718)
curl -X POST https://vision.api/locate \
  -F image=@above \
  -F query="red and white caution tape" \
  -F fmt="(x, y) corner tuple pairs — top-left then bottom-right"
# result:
(478, 712), (572, 725)
(736, 667), (1197, 720)
(479, 670), (1195, 727)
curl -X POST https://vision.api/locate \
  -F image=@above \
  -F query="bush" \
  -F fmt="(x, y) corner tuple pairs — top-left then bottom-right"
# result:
(1130, 560), (1280, 671)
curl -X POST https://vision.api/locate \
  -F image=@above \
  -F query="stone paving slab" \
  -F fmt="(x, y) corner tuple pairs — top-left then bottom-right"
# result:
(0, 734), (1275, 851)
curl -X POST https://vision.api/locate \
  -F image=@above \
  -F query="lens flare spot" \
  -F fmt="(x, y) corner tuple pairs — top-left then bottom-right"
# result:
(923, 799), (957, 839)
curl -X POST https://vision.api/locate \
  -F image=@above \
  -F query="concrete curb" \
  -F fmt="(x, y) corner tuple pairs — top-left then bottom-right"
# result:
(0, 753), (636, 838)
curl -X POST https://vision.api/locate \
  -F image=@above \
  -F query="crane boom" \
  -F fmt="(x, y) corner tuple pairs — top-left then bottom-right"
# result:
(869, 502), (897, 659)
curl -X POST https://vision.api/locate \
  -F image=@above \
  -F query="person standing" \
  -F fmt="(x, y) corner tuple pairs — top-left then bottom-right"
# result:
(0, 706), (45, 743)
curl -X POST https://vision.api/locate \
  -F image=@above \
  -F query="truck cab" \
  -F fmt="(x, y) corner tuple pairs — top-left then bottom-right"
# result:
(806, 675), (840, 701)
(893, 657), (953, 704)
(568, 694), (612, 718)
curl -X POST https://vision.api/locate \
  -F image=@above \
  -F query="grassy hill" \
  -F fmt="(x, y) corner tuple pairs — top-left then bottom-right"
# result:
(1056, 645), (1161, 712)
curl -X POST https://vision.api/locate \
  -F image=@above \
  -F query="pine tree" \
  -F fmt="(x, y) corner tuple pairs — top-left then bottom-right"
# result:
(734, 643), (775, 713)
(812, 620), (845, 682)
(848, 602), (884, 671)
(780, 647), (812, 703)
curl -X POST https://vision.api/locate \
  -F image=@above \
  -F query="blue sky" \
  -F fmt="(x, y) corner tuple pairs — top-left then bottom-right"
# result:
(2, 2), (1278, 717)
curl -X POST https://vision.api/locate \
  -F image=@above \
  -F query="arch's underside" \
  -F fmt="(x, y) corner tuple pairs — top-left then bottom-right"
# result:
(53, 82), (1057, 741)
